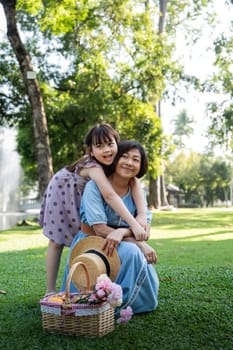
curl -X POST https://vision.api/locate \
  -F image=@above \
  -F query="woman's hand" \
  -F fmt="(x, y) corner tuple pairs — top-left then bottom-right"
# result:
(137, 241), (157, 264)
(102, 229), (126, 256)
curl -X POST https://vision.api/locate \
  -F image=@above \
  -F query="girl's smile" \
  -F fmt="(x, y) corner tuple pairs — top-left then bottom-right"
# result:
(91, 137), (118, 165)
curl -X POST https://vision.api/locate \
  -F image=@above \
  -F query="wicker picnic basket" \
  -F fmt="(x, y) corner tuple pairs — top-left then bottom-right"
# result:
(40, 262), (115, 337)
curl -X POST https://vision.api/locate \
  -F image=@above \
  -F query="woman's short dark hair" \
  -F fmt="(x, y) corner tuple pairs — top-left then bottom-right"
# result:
(110, 140), (148, 178)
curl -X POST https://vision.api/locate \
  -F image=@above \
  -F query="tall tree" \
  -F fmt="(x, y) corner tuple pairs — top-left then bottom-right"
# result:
(14, 0), (167, 177)
(0, 0), (53, 197)
(207, 33), (233, 148)
(172, 109), (194, 148)
(0, 0), (218, 199)
(148, 0), (169, 209)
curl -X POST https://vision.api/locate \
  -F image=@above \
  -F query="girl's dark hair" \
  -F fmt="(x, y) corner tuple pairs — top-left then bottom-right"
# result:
(110, 140), (148, 178)
(84, 123), (120, 150)
(66, 123), (119, 173)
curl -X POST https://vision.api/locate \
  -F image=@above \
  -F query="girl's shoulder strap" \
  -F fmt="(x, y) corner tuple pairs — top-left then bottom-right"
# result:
(76, 156), (102, 174)
(66, 155), (102, 174)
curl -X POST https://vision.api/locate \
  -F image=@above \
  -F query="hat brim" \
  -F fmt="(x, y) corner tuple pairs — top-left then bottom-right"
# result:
(69, 236), (121, 288)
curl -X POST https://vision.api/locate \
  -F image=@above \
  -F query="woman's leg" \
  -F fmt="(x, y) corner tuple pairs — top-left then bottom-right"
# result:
(46, 240), (64, 295)
(115, 241), (159, 315)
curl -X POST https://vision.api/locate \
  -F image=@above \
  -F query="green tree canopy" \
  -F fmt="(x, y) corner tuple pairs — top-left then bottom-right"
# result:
(166, 150), (232, 206)
(1, 0), (230, 195)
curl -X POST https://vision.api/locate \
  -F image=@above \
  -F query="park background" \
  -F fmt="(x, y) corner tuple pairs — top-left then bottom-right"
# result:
(0, 1), (232, 349)
(0, 0), (233, 229)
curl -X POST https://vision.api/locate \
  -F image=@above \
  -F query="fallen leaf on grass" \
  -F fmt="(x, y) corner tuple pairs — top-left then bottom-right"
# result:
(0, 290), (7, 294)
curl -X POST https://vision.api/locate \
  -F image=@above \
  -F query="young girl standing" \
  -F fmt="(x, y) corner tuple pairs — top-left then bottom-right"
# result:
(39, 123), (147, 296)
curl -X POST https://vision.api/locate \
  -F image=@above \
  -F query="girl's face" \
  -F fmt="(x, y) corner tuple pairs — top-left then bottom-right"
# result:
(115, 148), (141, 179)
(91, 137), (118, 165)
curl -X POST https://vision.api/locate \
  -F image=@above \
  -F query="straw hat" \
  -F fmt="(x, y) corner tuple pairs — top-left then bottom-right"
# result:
(69, 236), (121, 290)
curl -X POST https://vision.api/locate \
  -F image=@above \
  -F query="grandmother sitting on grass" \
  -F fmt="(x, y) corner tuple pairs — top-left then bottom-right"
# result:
(61, 140), (159, 315)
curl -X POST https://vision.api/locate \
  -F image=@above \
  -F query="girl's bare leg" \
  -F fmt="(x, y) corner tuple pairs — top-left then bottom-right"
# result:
(45, 240), (64, 295)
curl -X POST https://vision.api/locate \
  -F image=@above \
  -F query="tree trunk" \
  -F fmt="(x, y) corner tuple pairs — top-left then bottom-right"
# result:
(158, 0), (168, 33)
(160, 171), (168, 206)
(1, 0), (53, 197)
(148, 0), (169, 208)
(160, 158), (169, 206)
(148, 176), (161, 209)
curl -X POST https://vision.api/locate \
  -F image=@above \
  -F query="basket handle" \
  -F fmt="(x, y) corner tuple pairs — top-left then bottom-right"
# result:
(65, 261), (91, 304)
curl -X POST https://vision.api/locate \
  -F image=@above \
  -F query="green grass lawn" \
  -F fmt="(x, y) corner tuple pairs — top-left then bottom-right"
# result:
(0, 208), (232, 350)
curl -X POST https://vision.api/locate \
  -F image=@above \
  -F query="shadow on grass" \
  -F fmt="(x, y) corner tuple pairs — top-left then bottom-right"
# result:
(174, 229), (233, 241)
(0, 222), (41, 235)
(152, 209), (233, 230)
(149, 234), (233, 268)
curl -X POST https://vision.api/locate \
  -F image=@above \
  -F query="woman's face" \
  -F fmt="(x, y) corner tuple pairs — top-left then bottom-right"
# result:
(115, 147), (141, 179)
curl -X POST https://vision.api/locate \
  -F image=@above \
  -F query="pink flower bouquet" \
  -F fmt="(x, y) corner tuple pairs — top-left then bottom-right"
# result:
(89, 274), (133, 323)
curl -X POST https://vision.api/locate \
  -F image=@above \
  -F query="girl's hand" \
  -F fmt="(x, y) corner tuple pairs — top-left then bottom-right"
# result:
(131, 222), (147, 241)
(135, 213), (147, 231)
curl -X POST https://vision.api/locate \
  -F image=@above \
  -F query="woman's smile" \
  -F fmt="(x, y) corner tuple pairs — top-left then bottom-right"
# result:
(116, 148), (141, 178)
